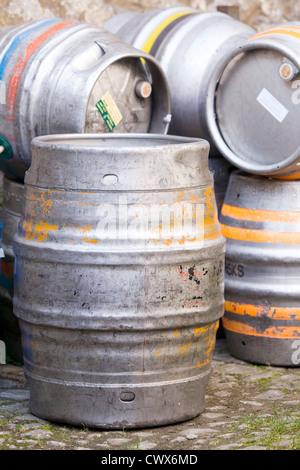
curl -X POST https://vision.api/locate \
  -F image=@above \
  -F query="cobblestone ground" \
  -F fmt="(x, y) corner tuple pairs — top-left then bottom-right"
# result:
(0, 339), (299, 451)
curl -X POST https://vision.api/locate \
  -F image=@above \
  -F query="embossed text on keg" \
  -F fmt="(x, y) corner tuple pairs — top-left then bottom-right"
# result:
(291, 340), (300, 365)
(95, 196), (205, 247)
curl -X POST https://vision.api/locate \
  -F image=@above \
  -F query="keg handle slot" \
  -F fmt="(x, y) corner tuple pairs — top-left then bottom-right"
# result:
(70, 42), (106, 71)
(95, 41), (107, 55)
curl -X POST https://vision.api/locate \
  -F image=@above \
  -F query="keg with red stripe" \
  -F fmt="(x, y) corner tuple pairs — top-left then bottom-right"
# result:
(0, 19), (171, 180)
(220, 171), (300, 366)
(209, 23), (300, 179)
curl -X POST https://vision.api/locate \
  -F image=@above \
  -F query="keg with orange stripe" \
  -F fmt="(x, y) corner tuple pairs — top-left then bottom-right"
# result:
(104, 7), (254, 155)
(220, 171), (300, 366)
(0, 19), (171, 180)
(208, 23), (300, 179)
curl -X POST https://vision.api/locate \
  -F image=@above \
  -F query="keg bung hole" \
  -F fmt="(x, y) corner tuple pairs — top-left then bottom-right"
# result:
(120, 391), (135, 403)
(242, 341), (246, 346)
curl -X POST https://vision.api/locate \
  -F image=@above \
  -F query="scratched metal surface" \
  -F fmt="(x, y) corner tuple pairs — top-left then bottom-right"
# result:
(0, 19), (170, 180)
(13, 133), (225, 429)
(220, 171), (300, 366)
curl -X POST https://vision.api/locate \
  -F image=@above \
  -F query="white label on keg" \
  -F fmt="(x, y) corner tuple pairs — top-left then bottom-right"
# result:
(256, 88), (289, 123)
(0, 248), (4, 258)
(0, 80), (6, 104)
(96, 91), (123, 131)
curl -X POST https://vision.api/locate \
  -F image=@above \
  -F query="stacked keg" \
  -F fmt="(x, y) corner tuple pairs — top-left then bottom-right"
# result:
(0, 10), (228, 428)
(105, 10), (300, 367)
(215, 24), (300, 366)
(4, 5), (299, 431)
(0, 18), (171, 364)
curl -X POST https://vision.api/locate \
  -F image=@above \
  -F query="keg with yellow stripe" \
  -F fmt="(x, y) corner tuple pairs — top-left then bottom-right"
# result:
(0, 19), (170, 180)
(210, 23), (300, 179)
(104, 7), (255, 155)
(220, 171), (300, 366)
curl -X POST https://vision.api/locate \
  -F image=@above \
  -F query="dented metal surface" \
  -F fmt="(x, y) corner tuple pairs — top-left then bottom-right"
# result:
(220, 171), (300, 366)
(13, 133), (225, 428)
(0, 19), (171, 180)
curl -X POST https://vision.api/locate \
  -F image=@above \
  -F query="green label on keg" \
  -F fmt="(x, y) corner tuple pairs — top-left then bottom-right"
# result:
(96, 91), (122, 132)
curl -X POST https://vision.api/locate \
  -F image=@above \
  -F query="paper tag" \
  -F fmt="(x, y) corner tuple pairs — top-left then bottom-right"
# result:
(256, 88), (289, 123)
(96, 91), (122, 131)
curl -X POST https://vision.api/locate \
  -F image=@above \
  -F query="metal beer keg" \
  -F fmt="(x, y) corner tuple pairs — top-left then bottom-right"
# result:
(0, 19), (171, 180)
(210, 24), (300, 178)
(13, 133), (225, 428)
(220, 171), (300, 366)
(104, 7), (255, 154)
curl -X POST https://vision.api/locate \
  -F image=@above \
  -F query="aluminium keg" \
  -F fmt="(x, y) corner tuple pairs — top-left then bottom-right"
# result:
(13, 133), (225, 429)
(210, 24), (300, 178)
(220, 171), (300, 366)
(0, 19), (171, 181)
(0, 176), (23, 363)
(104, 7), (255, 155)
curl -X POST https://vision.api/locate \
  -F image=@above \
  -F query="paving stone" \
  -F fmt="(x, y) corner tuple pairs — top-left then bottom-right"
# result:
(136, 440), (157, 450)
(106, 437), (131, 446)
(214, 443), (242, 450)
(180, 428), (217, 439)
(256, 390), (285, 400)
(47, 441), (68, 448)
(201, 412), (225, 419)
(22, 429), (53, 439)
(241, 446), (267, 450)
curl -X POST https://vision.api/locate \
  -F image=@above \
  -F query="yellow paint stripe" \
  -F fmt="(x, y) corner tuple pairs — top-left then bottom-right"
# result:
(141, 11), (193, 53)
(221, 203), (300, 224)
(222, 317), (300, 339)
(221, 223), (300, 244)
(225, 300), (300, 321)
(249, 27), (300, 42)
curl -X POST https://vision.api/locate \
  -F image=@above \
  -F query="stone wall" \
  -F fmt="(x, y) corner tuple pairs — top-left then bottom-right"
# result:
(0, 0), (299, 31)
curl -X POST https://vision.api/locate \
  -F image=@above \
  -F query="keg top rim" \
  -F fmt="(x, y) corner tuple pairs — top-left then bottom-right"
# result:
(31, 133), (209, 151)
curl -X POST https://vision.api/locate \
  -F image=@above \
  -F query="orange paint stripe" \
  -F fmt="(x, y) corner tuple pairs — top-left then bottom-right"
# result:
(6, 21), (75, 119)
(222, 317), (300, 339)
(225, 300), (300, 321)
(249, 27), (300, 42)
(274, 172), (300, 180)
(221, 223), (300, 244)
(221, 203), (300, 224)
